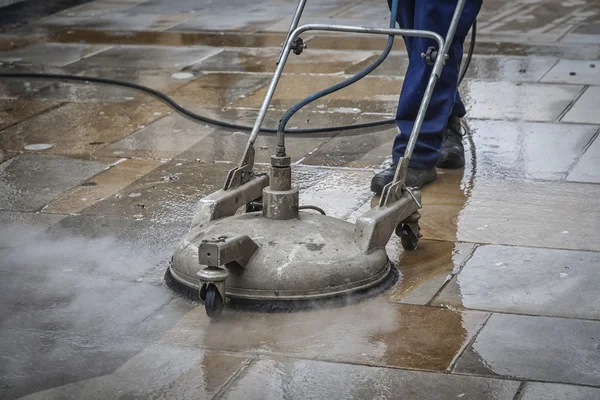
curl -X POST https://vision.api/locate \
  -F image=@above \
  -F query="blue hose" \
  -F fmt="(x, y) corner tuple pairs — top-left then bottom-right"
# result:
(277, 0), (400, 133)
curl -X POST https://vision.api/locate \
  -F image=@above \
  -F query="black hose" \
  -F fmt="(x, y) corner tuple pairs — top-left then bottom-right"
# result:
(0, 23), (475, 135)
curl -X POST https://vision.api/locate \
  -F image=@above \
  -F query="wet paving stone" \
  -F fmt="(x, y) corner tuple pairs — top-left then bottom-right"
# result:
(0, 259), (177, 336)
(177, 126), (332, 165)
(19, 345), (250, 400)
(433, 245), (600, 320)
(220, 357), (520, 400)
(0, 328), (140, 400)
(562, 86), (600, 125)
(0, 43), (110, 67)
(562, 23), (600, 45)
(462, 81), (583, 122)
(234, 74), (402, 114)
(0, 154), (108, 212)
(96, 113), (214, 159)
(175, 108), (377, 164)
(347, 54), (557, 83)
(45, 0), (141, 18)
(68, 13), (195, 32)
(37, 214), (188, 281)
(71, 44), (219, 70)
(0, 64), (141, 103)
(171, 13), (287, 33)
(62, 65), (199, 94)
(80, 159), (234, 224)
(43, 158), (162, 214)
(192, 47), (377, 74)
(300, 124), (397, 168)
(425, 179), (600, 251)
(567, 134), (600, 184)
(454, 313), (600, 386)
(0, 35), (40, 52)
(0, 99), (60, 130)
(540, 59), (600, 85)
(475, 0), (600, 39)
(50, 29), (290, 49)
(169, 72), (271, 111)
(520, 382), (600, 400)
(0, 211), (64, 249)
(467, 120), (598, 181)
(0, 101), (169, 157)
(0, 150), (16, 164)
(386, 241), (475, 306)
(293, 166), (375, 220)
(473, 40), (600, 60)
(163, 301), (488, 371)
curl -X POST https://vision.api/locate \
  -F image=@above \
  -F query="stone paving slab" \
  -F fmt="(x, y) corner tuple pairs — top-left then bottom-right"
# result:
(76, 12), (195, 32)
(19, 345), (250, 400)
(562, 23), (600, 45)
(0, 328), (141, 400)
(0, 43), (110, 67)
(462, 81), (583, 122)
(520, 382), (600, 400)
(235, 74), (403, 114)
(0, 101), (169, 156)
(191, 47), (377, 74)
(467, 120), (598, 181)
(62, 64), (198, 94)
(0, 64), (141, 103)
(0, 149), (15, 164)
(293, 166), (375, 220)
(172, 108), (378, 164)
(0, 210), (64, 248)
(163, 301), (489, 372)
(96, 113), (214, 159)
(71, 44), (220, 70)
(0, 99), (59, 130)
(540, 59), (600, 85)
(300, 125), (397, 168)
(79, 159), (234, 224)
(562, 86), (600, 125)
(177, 126), (333, 165)
(423, 179), (600, 252)
(43, 158), (162, 214)
(40, 213), (188, 281)
(567, 133), (600, 184)
(454, 313), (600, 386)
(387, 241), (475, 306)
(172, 13), (287, 33)
(220, 357), (520, 400)
(433, 245), (600, 320)
(0, 264), (175, 337)
(49, 29), (291, 49)
(346, 54), (558, 83)
(169, 72), (271, 111)
(0, 154), (108, 211)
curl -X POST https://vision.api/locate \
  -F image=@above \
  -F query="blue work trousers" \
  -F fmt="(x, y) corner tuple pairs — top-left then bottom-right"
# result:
(387, 0), (482, 169)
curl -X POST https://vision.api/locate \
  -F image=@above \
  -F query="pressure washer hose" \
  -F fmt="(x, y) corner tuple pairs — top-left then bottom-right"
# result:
(0, 17), (476, 135)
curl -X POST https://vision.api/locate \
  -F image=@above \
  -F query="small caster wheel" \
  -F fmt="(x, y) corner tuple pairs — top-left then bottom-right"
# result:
(397, 224), (419, 250)
(204, 284), (224, 319)
(246, 199), (263, 213)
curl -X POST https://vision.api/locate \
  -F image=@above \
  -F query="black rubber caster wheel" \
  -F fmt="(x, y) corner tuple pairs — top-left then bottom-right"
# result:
(246, 197), (263, 213)
(397, 224), (419, 251)
(204, 284), (224, 319)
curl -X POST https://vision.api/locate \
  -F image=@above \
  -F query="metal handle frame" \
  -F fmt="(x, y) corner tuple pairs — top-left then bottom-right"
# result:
(236, 0), (467, 197)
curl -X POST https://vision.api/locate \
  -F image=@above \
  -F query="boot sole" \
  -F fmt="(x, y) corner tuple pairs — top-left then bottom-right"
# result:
(436, 153), (465, 169)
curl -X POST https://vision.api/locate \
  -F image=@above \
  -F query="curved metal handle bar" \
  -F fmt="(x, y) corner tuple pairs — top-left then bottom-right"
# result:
(239, 24), (446, 168)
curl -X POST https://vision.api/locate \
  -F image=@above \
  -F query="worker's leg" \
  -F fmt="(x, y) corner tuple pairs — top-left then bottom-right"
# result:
(391, 0), (481, 169)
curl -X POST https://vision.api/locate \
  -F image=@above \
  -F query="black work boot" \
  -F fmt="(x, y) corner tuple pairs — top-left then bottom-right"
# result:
(436, 116), (466, 169)
(371, 165), (437, 194)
